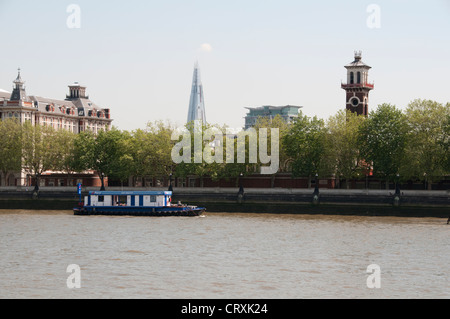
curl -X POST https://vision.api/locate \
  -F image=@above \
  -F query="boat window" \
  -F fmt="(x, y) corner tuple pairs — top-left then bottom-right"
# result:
(119, 195), (127, 205)
(150, 195), (156, 203)
(98, 195), (104, 202)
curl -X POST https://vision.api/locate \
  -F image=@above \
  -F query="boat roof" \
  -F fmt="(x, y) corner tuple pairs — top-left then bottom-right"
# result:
(89, 191), (172, 196)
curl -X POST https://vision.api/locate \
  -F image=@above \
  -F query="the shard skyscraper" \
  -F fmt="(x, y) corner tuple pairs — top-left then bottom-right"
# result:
(187, 63), (206, 124)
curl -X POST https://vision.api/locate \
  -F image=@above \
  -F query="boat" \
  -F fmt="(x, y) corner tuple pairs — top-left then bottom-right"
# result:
(73, 190), (206, 217)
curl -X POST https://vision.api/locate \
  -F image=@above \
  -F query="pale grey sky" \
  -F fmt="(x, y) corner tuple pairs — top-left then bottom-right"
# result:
(1, 0), (449, 131)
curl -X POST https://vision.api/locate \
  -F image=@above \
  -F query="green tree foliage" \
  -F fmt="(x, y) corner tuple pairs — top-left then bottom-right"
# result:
(0, 119), (22, 186)
(21, 122), (58, 190)
(326, 110), (366, 188)
(358, 103), (409, 188)
(52, 129), (77, 177)
(72, 130), (96, 173)
(402, 99), (450, 188)
(253, 114), (289, 172)
(127, 121), (175, 186)
(72, 127), (131, 188)
(1, 100), (448, 190)
(283, 111), (330, 187)
(92, 128), (131, 188)
(443, 109), (450, 173)
(174, 121), (222, 187)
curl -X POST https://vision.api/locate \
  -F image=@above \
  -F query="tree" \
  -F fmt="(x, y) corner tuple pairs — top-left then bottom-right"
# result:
(72, 128), (132, 189)
(403, 99), (450, 189)
(174, 121), (221, 187)
(51, 129), (77, 183)
(283, 112), (330, 187)
(21, 122), (58, 191)
(443, 109), (450, 174)
(0, 119), (22, 186)
(144, 121), (176, 179)
(358, 104), (408, 188)
(72, 130), (96, 174)
(253, 115), (288, 187)
(219, 127), (250, 187)
(93, 128), (132, 189)
(326, 110), (366, 188)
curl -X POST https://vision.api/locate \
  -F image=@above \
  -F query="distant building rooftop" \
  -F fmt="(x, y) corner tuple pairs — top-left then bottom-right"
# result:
(244, 105), (302, 129)
(0, 89), (10, 100)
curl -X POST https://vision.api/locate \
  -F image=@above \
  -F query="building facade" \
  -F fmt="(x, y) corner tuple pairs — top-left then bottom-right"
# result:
(0, 70), (113, 187)
(1, 70), (112, 133)
(244, 105), (302, 129)
(341, 51), (374, 116)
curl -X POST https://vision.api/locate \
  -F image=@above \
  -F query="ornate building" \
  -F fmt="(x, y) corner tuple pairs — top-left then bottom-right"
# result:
(341, 51), (374, 116)
(1, 69), (112, 133)
(0, 69), (113, 187)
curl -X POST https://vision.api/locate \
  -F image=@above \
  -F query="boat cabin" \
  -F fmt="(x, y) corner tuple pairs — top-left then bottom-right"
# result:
(85, 191), (172, 208)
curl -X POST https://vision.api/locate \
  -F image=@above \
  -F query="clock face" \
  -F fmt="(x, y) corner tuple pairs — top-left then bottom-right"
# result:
(351, 98), (359, 107)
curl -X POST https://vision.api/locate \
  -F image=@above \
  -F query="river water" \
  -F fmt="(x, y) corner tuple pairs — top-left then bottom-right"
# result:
(0, 210), (448, 299)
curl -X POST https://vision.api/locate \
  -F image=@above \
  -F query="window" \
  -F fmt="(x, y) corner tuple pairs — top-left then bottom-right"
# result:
(150, 195), (156, 203)
(350, 72), (354, 84)
(357, 72), (361, 84)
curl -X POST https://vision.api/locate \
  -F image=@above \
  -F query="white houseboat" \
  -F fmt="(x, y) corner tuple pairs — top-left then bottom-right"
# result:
(74, 191), (205, 216)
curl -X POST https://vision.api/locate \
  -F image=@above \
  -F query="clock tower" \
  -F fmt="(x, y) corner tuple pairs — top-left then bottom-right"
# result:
(341, 51), (374, 116)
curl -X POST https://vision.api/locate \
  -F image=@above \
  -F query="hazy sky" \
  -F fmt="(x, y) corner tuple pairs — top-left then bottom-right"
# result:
(1, 0), (449, 131)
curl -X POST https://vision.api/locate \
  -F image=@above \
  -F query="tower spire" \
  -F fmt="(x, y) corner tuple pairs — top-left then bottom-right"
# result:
(187, 63), (206, 124)
(10, 68), (28, 101)
(14, 68), (24, 85)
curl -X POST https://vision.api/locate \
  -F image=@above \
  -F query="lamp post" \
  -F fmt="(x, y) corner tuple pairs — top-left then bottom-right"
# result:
(393, 173), (401, 207)
(238, 173), (244, 195)
(100, 172), (105, 191)
(237, 173), (244, 204)
(312, 173), (320, 204)
(168, 173), (173, 192)
(314, 173), (319, 195)
(395, 173), (400, 196)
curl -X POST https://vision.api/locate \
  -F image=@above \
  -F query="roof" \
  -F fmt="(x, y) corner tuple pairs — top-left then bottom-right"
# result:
(345, 54), (371, 69)
(89, 191), (173, 196)
(0, 89), (10, 99)
(25, 95), (110, 119)
(245, 105), (302, 111)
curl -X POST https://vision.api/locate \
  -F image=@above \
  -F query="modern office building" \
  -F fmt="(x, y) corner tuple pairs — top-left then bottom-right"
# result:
(244, 105), (302, 129)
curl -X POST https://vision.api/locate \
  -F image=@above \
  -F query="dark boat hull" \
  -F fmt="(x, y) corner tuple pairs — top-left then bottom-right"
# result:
(73, 206), (205, 217)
